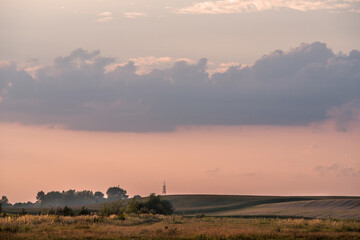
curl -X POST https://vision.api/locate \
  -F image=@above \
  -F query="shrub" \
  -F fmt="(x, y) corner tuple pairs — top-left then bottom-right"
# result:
(100, 193), (173, 216)
(117, 211), (126, 220)
(144, 193), (173, 215)
(78, 207), (91, 216)
(48, 208), (55, 215)
(56, 206), (74, 216)
(125, 199), (141, 214)
(19, 208), (27, 216)
(100, 201), (125, 216)
(124, 193), (173, 215)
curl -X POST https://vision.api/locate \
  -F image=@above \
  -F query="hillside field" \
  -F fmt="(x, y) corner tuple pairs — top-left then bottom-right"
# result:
(163, 195), (360, 219)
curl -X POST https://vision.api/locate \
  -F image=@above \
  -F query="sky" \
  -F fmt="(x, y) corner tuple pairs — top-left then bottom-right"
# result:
(0, 0), (360, 203)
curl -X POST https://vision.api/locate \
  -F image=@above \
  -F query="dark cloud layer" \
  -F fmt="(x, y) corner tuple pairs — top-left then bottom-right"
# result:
(315, 163), (360, 177)
(0, 42), (359, 131)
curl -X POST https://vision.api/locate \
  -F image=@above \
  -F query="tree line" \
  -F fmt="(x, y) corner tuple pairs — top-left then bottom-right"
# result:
(1, 186), (131, 208)
(1, 192), (173, 217)
(36, 193), (173, 217)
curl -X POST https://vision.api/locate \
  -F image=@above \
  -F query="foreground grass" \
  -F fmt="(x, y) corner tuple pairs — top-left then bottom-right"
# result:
(1, 214), (360, 239)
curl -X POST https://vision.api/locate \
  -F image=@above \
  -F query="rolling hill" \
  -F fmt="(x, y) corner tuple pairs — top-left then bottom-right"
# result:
(162, 195), (360, 219)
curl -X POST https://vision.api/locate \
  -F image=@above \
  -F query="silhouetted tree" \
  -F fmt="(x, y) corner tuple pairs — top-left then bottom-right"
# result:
(0, 196), (11, 208)
(77, 190), (94, 201)
(94, 191), (105, 203)
(33, 188), (131, 207)
(63, 190), (76, 204)
(36, 191), (45, 204)
(95, 191), (104, 199)
(12, 201), (35, 208)
(45, 191), (63, 206)
(1, 196), (8, 205)
(106, 187), (128, 200)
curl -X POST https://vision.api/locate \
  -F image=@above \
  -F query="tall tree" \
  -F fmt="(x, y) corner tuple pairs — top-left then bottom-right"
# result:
(1, 196), (8, 205)
(36, 191), (45, 204)
(94, 191), (105, 203)
(95, 191), (104, 199)
(106, 187), (128, 200)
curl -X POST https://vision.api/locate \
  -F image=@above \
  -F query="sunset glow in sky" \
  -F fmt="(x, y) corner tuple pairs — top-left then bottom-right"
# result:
(0, 0), (360, 203)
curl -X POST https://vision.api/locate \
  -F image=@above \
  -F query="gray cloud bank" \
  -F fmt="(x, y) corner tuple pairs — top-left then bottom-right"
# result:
(176, 0), (360, 14)
(315, 163), (360, 177)
(0, 42), (359, 132)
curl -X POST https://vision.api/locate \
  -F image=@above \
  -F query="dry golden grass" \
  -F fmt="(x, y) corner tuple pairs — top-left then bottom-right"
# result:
(1, 214), (360, 239)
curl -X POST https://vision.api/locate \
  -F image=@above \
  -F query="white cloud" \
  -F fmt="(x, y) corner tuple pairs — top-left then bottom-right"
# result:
(129, 56), (194, 74)
(96, 11), (113, 22)
(0, 60), (13, 68)
(123, 12), (147, 19)
(207, 62), (242, 76)
(105, 57), (195, 75)
(176, 0), (359, 14)
(98, 11), (112, 17)
(105, 56), (237, 76)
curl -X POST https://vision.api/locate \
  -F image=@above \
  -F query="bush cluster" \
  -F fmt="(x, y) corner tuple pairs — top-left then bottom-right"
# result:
(100, 201), (126, 216)
(101, 193), (173, 216)
(56, 206), (75, 216)
(41, 206), (92, 216)
(126, 193), (173, 215)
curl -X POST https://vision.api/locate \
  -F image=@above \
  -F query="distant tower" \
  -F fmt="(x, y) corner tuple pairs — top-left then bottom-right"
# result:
(162, 181), (166, 195)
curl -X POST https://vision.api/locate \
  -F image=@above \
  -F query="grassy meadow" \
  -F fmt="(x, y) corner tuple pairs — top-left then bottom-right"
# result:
(1, 214), (360, 240)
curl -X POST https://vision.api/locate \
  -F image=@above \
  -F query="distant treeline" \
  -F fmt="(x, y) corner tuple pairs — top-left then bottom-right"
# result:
(38, 193), (173, 217)
(1, 193), (173, 217)
(1, 186), (133, 208)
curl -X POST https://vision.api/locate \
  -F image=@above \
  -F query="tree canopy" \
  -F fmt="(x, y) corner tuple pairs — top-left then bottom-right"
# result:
(106, 187), (128, 200)
(35, 189), (107, 207)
